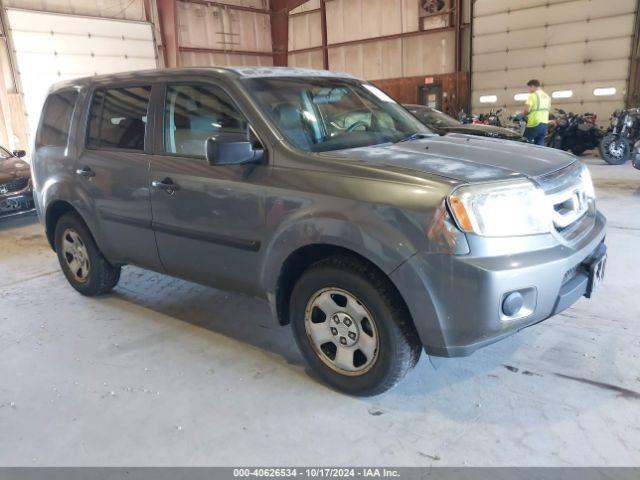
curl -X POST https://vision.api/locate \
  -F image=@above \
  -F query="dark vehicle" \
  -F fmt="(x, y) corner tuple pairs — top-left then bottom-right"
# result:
(546, 108), (602, 156)
(599, 108), (640, 165)
(0, 146), (34, 219)
(405, 104), (526, 142)
(33, 68), (606, 395)
(632, 140), (640, 170)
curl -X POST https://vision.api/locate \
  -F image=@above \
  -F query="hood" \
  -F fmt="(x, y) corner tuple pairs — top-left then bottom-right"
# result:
(439, 124), (525, 141)
(320, 134), (576, 183)
(0, 156), (31, 183)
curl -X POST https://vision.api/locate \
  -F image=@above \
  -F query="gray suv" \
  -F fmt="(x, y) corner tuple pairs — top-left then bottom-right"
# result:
(32, 67), (607, 395)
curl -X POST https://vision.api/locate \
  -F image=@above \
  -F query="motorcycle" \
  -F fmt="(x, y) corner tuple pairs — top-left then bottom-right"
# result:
(632, 140), (640, 171)
(545, 108), (602, 156)
(599, 108), (640, 165)
(458, 108), (505, 126)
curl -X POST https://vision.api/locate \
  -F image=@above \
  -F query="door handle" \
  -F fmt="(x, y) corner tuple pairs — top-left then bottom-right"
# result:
(76, 166), (95, 178)
(151, 177), (180, 193)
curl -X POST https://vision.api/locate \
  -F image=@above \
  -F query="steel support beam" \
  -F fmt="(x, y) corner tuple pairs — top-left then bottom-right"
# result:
(156, 0), (180, 68)
(320, 0), (328, 69)
(270, 0), (309, 66)
(627, 0), (640, 107)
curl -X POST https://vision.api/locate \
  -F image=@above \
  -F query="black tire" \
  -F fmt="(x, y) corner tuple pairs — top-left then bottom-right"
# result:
(54, 212), (121, 296)
(599, 134), (630, 165)
(571, 146), (587, 156)
(290, 256), (421, 396)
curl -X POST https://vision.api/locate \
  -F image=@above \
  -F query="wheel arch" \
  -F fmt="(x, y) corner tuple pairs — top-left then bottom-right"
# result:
(272, 243), (416, 333)
(44, 200), (101, 254)
(45, 200), (80, 250)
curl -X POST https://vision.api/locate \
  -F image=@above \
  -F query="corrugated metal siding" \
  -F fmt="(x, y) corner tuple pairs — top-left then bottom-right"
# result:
(177, 1), (272, 54)
(471, 0), (638, 123)
(288, 10), (322, 50)
(288, 0), (456, 80)
(180, 51), (273, 66)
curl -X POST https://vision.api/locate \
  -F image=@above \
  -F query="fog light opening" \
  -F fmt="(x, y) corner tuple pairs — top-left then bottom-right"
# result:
(502, 292), (524, 317)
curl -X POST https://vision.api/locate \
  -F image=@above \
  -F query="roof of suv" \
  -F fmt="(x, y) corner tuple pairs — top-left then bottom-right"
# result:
(48, 66), (357, 92)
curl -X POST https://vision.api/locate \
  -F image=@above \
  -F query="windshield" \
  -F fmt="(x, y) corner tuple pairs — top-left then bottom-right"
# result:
(0, 146), (12, 159)
(408, 106), (460, 128)
(243, 77), (429, 152)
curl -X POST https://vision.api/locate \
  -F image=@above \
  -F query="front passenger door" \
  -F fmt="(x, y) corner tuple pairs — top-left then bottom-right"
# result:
(149, 82), (267, 296)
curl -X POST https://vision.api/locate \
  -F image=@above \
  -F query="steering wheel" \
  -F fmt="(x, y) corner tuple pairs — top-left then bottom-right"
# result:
(344, 120), (369, 133)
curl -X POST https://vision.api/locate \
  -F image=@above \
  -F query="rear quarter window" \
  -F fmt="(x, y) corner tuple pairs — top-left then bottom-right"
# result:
(37, 90), (78, 148)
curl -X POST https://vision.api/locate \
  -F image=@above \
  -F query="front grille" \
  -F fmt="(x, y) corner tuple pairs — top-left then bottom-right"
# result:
(0, 177), (29, 194)
(536, 162), (592, 240)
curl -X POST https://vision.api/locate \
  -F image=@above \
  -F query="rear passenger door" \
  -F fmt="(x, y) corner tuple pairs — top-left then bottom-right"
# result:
(75, 84), (162, 270)
(148, 82), (267, 296)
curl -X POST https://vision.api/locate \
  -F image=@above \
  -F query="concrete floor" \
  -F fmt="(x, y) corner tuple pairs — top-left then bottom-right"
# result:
(0, 153), (639, 466)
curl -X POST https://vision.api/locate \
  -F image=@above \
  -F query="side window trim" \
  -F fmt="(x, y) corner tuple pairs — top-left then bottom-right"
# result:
(160, 80), (264, 161)
(84, 83), (153, 154)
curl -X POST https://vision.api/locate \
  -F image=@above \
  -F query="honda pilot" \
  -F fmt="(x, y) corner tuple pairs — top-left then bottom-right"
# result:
(31, 67), (607, 395)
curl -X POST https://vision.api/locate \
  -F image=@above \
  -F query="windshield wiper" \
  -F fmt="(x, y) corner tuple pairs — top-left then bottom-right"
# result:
(395, 132), (430, 143)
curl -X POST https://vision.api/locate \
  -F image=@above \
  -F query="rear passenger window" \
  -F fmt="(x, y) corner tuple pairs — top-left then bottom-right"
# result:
(87, 86), (151, 151)
(37, 90), (78, 148)
(164, 84), (247, 158)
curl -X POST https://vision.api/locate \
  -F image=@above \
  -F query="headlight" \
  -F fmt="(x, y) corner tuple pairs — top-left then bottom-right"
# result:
(448, 179), (551, 237)
(579, 163), (595, 199)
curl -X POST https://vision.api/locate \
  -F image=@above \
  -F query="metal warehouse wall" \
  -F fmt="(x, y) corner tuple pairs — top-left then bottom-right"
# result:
(177, 0), (273, 67)
(287, 0), (458, 80)
(472, 0), (638, 123)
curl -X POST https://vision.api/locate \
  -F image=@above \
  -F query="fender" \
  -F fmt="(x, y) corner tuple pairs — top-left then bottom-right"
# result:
(259, 211), (419, 318)
(40, 172), (109, 256)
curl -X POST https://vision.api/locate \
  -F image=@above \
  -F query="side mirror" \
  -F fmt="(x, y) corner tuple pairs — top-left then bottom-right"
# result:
(205, 134), (264, 166)
(13, 149), (26, 158)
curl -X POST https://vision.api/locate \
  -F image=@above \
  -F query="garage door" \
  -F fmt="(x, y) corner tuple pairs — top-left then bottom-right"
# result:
(6, 8), (158, 140)
(471, 0), (637, 125)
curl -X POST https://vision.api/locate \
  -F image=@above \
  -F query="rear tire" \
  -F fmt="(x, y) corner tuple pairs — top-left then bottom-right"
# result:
(54, 212), (121, 296)
(599, 134), (629, 165)
(571, 146), (587, 156)
(290, 256), (421, 396)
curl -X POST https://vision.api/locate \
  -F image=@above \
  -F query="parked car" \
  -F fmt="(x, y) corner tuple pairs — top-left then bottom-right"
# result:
(0, 146), (34, 219)
(32, 68), (607, 395)
(405, 104), (526, 142)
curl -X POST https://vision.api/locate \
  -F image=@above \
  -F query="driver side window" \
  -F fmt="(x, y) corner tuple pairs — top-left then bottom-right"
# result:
(164, 83), (248, 158)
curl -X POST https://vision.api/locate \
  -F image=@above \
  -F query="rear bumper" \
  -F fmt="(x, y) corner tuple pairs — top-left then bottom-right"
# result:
(390, 211), (607, 357)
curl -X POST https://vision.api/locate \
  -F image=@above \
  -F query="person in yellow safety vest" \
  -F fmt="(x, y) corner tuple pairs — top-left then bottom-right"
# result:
(523, 79), (551, 145)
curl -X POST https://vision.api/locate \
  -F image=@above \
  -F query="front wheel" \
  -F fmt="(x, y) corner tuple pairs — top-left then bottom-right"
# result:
(290, 256), (421, 396)
(54, 212), (121, 296)
(599, 134), (630, 165)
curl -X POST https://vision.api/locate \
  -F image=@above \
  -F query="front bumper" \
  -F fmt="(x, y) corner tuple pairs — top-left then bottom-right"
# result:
(390, 211), (607, 357)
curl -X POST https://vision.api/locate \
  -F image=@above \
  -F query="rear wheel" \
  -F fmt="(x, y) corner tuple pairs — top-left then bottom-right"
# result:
(54, 212), (121, 295)
(599, 134), (630, 165)
(290, 256), (421, 396)
(571, 145), (587, 156)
